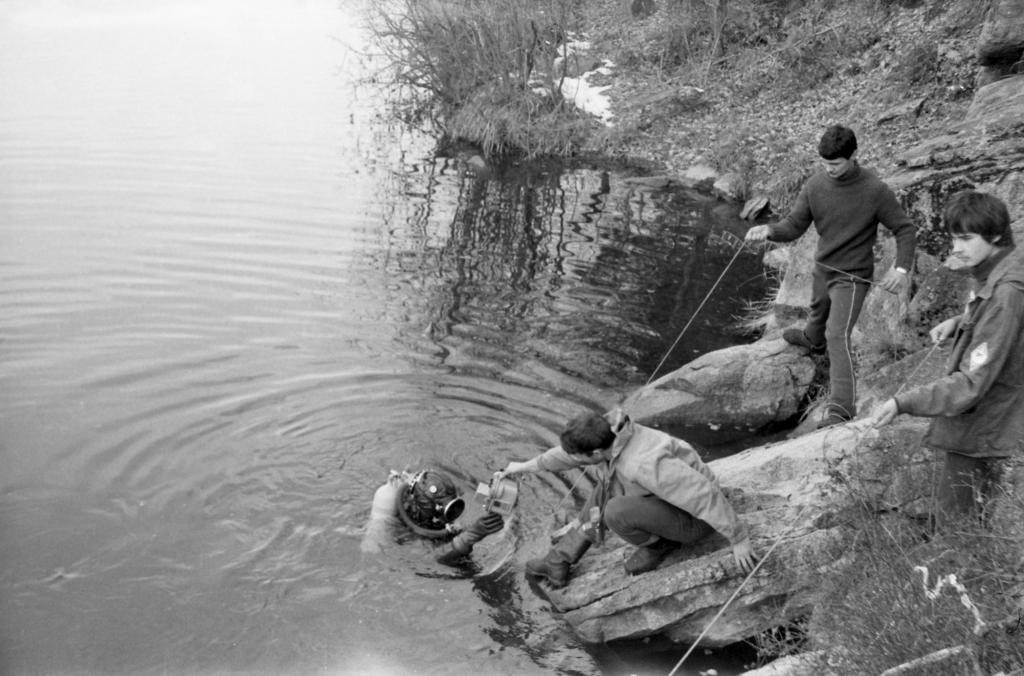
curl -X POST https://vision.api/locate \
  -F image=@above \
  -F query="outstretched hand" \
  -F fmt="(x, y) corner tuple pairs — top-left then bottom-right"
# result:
(878, 267), (908, 293)
(466, 512), (504, 540)
(869, 398), (900, 428)
(732, 538), (759, 574)
(437, 513), (505, 566)
(929, 317), (959, 346)
(493, 458), (535, 483)
(473, 514), (505, 536)
(744, 224), (771, 244)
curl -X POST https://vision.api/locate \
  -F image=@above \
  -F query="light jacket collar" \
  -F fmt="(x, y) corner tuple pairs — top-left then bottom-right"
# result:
(602, 407), (632, 463)
(975, 246), (1022, 300)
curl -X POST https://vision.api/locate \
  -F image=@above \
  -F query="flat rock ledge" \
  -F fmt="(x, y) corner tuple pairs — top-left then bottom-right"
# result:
(538, 418), (932, 647)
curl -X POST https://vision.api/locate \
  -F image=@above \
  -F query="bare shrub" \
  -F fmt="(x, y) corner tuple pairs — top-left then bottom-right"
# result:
(367, 0), (588, 157)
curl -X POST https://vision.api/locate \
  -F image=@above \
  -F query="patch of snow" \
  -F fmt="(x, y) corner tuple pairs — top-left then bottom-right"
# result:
(560, 60), (615, 126)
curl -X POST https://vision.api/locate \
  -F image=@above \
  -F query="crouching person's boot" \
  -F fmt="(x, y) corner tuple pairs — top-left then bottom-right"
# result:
(624, 536), (680, 575)
(525, 528), (592, 589)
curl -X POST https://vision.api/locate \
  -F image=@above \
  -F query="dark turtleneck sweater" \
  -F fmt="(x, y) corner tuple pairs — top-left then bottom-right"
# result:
(768, 162), (916, 281)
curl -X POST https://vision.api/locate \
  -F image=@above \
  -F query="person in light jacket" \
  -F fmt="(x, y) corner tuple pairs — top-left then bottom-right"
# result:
(494, 408), (757, 589)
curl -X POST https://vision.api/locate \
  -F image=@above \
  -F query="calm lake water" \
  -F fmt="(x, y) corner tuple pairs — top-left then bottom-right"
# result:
(0, 2), (768, 674)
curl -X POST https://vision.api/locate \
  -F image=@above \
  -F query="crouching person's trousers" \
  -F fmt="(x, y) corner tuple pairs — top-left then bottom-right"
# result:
(602, 495), (712, 546)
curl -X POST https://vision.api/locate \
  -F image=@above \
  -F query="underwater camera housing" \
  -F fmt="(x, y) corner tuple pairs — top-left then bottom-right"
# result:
(473, 476), (518, 516)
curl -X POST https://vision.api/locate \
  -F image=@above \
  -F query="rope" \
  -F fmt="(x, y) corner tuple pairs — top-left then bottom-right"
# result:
(814, 260), (900, 295)
(552, 468), (589, 513)
(893, 340), (943, 398)
(666, 514), (799, 676)
(646, 237), (747, 386)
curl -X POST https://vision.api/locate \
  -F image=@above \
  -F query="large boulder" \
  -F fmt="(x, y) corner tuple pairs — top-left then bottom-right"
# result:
(977, 0), (1024, 83)
(621, 339), (816, 432)
(540, 419), (933, 646)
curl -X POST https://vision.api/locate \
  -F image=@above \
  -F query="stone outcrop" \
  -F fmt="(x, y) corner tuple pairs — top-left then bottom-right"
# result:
(621, 339), (816, 432)
(527, 4), (1024, 661)
(540, 419), (933, 646)
(977, 0), (1024, 84)
(739, 652), (831, 676)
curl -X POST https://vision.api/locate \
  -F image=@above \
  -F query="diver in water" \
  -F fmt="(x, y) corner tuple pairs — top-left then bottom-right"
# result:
(361, 469), (507, 566)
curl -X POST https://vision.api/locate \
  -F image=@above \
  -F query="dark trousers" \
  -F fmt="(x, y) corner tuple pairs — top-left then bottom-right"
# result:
(934, 451), (1024, 524)
(602, 495), (712, 546)
(804, 275), (870, 419)
(578, 477), (711, 547)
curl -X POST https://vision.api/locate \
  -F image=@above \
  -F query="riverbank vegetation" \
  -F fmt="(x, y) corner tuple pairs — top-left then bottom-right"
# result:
(368, 0), (987, 206)
(367, 0), (595, 157)
(755, 459), (1024, 673)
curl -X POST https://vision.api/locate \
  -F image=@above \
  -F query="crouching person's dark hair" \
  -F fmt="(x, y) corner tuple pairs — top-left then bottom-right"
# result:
(560, 412), (615, 456)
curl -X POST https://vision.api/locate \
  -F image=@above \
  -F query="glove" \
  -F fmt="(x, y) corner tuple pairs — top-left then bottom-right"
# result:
(452, 513), (505, 554)
(436, 513), (505, 566)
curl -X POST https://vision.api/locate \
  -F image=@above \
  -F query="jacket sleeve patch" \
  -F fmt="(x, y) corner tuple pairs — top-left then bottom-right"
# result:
(969, 342), (989, 372)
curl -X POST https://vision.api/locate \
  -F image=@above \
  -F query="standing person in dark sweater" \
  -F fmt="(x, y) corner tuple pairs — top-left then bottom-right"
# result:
(745, 125), (917, 428)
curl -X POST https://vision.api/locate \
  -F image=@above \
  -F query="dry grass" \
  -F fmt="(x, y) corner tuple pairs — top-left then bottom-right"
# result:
(367, 0), (988, 185)
(804, 487), (1024, 674)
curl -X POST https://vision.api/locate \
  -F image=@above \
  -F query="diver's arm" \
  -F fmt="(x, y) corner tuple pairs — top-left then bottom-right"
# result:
(435, 513), (504, 566)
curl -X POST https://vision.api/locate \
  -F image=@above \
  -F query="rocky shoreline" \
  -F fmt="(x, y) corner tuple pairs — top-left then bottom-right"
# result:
(528, 2), (1024, 673)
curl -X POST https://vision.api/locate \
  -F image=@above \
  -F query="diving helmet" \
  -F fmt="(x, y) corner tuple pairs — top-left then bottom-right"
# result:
(397, 469), (466, 538)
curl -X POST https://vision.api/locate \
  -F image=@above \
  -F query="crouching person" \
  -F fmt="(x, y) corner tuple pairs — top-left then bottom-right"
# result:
(494, 408), (757, 589)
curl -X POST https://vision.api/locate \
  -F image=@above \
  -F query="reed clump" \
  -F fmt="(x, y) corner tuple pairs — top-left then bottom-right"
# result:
(367, 0), (593, 158)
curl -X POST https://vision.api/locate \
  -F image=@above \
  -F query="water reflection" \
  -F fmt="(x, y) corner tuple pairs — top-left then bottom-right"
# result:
(387, 157), (764, 391)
